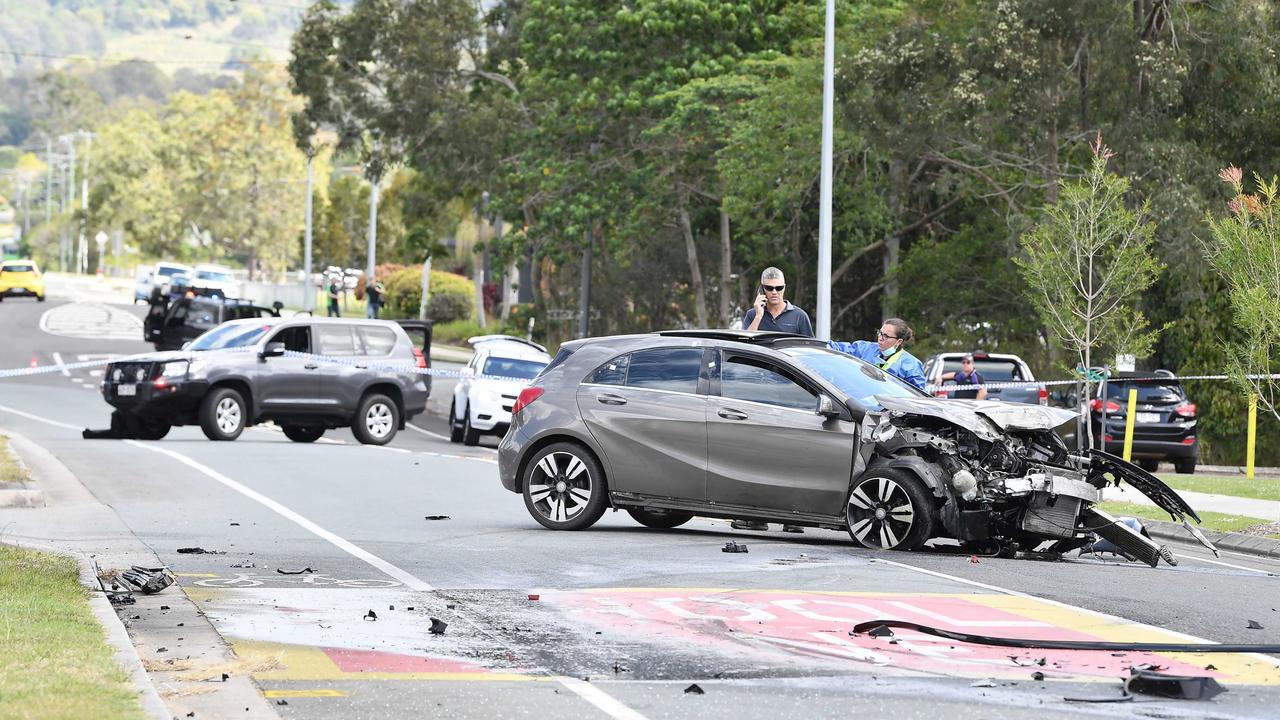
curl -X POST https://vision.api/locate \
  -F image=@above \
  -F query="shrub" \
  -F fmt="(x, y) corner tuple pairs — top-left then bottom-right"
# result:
(382, 267), (476, 323)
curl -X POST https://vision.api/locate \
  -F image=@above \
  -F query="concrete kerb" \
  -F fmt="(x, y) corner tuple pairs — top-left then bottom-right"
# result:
(1145, 519), (1280, 560)
(0, 430), (280, 720)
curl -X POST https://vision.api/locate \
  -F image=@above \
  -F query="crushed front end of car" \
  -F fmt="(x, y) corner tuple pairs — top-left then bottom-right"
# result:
(854, 396), (1216, 566)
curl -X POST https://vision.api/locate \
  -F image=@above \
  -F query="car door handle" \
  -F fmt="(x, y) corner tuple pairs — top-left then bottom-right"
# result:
(597, 393), (627, 406)
(718, 408), (748, 420)
(304, 363), (319, 370)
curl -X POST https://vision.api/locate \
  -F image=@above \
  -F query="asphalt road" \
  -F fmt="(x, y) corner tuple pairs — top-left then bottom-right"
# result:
(2, 275), (1279, 720)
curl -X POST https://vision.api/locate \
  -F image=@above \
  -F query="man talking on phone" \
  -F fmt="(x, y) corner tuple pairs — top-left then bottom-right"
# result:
(731, 266), (812, 534)
(741, 267), (813, 336)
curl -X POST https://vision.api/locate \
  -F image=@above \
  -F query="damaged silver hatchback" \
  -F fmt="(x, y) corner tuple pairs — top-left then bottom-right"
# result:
(497, 331), (1215, 566)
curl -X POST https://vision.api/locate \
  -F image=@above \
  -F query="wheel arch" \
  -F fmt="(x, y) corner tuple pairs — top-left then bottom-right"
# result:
(208, 379), (254, 422)
(863, 455), (956, 536)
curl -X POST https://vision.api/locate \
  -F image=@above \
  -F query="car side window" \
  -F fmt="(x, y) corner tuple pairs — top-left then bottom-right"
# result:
(270, 326), (311, 353)
(316, 325), (358, 356)
(358, 326), (397, 356)
(624, 348), (702, 394)
(720, 354), (816, 411)
(590, 354), (630, 385)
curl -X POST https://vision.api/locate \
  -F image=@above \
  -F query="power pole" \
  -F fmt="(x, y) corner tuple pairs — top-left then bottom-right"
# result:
(473, 191), (489, 329)
(815, 0), (836, 340)
(79, 132), (93, 275)
(303, 153), (314, 312)
(366, 173), (379, 283)
(44, 138), (53, 227)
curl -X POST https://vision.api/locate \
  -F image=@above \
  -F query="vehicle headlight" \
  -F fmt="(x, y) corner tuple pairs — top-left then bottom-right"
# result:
(187, 360), (208, 377)
(111, 368), (123, 382)
(134, 367), (147, 383)
(159, 361), (190, 379)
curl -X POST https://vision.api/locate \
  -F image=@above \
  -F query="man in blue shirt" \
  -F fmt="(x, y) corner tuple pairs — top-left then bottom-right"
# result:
(828, 318), (927, 390)
(741, 267), (813, 336)
(941, 353), (988, 399)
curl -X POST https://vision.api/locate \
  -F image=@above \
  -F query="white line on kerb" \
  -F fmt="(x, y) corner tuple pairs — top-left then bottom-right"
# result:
(51, 352), (71, 377)
(0, 404), (81, 430)
(555, 678), (650, 720)
(406, 422), (453, 442)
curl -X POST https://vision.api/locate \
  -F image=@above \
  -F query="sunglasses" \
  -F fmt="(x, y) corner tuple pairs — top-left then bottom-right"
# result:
(762, 284), (785, 292)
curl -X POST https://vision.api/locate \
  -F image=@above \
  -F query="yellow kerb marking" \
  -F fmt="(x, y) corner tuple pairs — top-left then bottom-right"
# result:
(263, 689), (349, 698)
(232, 641), (540, 683)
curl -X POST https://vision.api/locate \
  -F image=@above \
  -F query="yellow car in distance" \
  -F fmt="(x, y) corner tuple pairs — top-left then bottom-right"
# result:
(0, 259), (46, 302)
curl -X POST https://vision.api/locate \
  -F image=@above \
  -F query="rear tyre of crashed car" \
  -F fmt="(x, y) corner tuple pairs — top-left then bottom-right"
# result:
(626, 508), (693, 529)
(352, 393), (399, 445)
(200, 387), (246, 441)
(522, 442), (608, 531)
(846, 467), (936, 551)
(282, 425), (325, 443)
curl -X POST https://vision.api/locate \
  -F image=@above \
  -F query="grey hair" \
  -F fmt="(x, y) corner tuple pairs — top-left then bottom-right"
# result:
(760, 267), (784, 282)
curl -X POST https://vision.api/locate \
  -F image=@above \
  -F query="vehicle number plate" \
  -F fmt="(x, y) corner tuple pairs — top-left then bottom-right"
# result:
(1135, 412), (1159, 424)
(117, 384), (137, 397)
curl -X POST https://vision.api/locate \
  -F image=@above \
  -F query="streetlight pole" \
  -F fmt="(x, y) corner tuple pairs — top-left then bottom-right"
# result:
(79, 131), (93, 275)
(303, 153), (314, 312)
(815, 0), (836, 341)
(473, 191), (489, 329)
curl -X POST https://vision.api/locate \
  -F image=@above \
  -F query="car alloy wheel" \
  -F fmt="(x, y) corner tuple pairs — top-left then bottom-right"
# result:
(216, 398), (241, 434)
(365, 401), (394, 439)
(845, 468), (934, 551)
(200, 387), (246, 441)
(522, 443), (608, 530)
(351, 393), (399, 445)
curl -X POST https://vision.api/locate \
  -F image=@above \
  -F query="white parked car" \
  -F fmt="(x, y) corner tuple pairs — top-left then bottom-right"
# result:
(449, 335), (551, 446)
(190, 264), (241, 299)
(146, 261), (194, 298)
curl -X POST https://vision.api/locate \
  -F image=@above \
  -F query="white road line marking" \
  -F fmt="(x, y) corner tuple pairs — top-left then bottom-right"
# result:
(0, 404), (81, 430)
(406, 422), (453, 442)
(870, 556), (1280, 667)
(122, 439), (436, 593)
(1180, 553), (1276, 575)
(51, 352), (71, 377)
(407, 421), (499, 454)
(554, 678), (650, 720)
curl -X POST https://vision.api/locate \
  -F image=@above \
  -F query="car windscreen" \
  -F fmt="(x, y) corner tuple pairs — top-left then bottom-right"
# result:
(196, 270), (234, 282)
(188, 323), (271, 351)
(483, 357), (547, 380)
(156, 266), (186, 277)
(1, 264), (34, 273)
(781, 346), (922, 407)
(939, 358), (1024, 381)
(1105, 381), (1184, 403)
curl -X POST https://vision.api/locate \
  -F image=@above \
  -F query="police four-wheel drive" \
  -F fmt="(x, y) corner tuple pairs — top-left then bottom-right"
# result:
(88, 317), (429, 445)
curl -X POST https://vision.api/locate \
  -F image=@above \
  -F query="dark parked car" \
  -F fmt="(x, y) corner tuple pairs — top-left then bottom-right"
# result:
(1088, 370), (1198, 474)
(497, 330), (1212, 566)
(100, 317), (429, 445)
(923, 351), (1046, 404)
(144, 291), (282, 351)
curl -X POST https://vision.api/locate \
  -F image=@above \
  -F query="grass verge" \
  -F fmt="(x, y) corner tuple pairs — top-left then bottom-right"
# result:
(1155, 474), (1280, 502)
(0, 545), (144, 720)
(1098, 501), (1271, 534)
(0, 435), (29, 484)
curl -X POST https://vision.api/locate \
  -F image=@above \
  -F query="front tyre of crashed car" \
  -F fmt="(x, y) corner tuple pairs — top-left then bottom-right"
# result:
(522, 442), (608, 531)
(845, 467), (936, 551)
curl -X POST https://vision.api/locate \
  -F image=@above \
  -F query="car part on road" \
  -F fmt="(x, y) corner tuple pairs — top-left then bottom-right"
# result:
(424, 515), (451, 520)
(351, 392), (399, 445)
(176, 547), (225, 555)
(851, 620), (1280, 653)
(1125, 669), (1226, 701)
(276, 567), (313, 575)
(364, 610), (377, 621)
(429, 618), (448, 634)
(1247, 620), (1264, 629)
(721, 541), (749, 553)
(117, 565), (175, 595)
(281, 425), (325, 443)
(200, 387), (246, 441)
(627, 508), (694, 529)
(683, 684), (705, 695)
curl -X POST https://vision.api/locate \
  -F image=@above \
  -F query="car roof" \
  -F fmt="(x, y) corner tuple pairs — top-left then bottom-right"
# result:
(1110, 371), (1180, 382)
(928, 351), (1028, 362)
(0, 258), (37, 267)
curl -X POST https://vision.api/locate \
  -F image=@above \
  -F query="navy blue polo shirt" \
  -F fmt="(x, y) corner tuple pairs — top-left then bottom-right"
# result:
(742, 302), (814, 336)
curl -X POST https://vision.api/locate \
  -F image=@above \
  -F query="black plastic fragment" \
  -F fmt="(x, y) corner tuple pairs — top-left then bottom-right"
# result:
(1246, 620), (1264, 630)
(851, 619), (1280, 653)
(867, 624), (893, 638)
(177, 547), (225, 555)
(1125, 670), (1226, 701)
(275, 700), (288, 706)
(429, 617), (448, 634)
(118, 566), (175, 595)
(1064, 692), (1133, 704)
(684, 684), (705, 695)
(364, 610), (378, 621)
(1031, 671), (1044, 681)
(722, 542), (748, 553)
(277, 567), (314, 575)
(424, 515), (451, 520)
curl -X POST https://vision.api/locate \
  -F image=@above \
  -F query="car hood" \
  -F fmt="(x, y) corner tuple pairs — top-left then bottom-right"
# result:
(875, 395), (1077, 439)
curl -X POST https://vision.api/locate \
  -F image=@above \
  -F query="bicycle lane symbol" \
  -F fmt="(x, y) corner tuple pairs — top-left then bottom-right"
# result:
(194, 572), (402, 589)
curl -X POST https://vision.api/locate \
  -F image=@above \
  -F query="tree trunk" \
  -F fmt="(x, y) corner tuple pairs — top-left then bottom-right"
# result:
(718, 201), (732, 328)
(677, 191), (708, 328)
(881, 159), (906, 317)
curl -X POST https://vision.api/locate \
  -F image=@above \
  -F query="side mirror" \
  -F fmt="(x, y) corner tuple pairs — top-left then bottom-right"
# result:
(816, 394), (842, 419)
(260, 341), (286, 359)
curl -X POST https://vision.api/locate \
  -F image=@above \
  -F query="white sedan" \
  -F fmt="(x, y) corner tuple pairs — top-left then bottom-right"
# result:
(449, 336), (550, 446)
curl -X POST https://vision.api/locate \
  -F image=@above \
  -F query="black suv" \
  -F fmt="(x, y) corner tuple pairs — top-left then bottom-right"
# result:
(98, 317), (430, 445)
(144, 290), (282, 351)
(1088, 371), (1198, 474)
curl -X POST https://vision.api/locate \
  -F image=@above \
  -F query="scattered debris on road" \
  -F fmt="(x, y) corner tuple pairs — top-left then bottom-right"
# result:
(852, 620), (1280, 653)
(1246, 620), (1264, 630)
(230, 561), (255, 569)
(970, 679), (997, 688)
(275, 700), (288, 706)
(684, 684), (705, 695)
(721, 542), (748, 553)
(364, 610), (377, 621)
(1063, 692), (1133, 704)
(276, 567), (313, 575)
(612, 661), (628, 674)
(424, 515), (451, 520)
(527, 594), (539, 602)
(866, 625), (894, 638)
(429, 618), (448, 634)
(176, 547), (225, 555)
(117, 565), (175, 595)
(1031, 671), (1044, 681)
(1126, 669), (1226, 700)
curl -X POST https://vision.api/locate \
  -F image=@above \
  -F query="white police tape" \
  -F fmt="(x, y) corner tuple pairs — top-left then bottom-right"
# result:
(924, 373), (1280, 394)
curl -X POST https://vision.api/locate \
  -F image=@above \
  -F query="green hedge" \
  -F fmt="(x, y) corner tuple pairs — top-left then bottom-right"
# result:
(383, 267), (476, 324)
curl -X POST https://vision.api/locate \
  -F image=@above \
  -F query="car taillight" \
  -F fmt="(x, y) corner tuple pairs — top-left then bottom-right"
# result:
(1038, 386), (1048, 406)
(511, 387), (544, 415)
(1089, 399), (1121, 413)
(1182, 436), (1196, 444)
(412, 347), (427, 369)
(1174, 403), (1196, 418)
